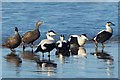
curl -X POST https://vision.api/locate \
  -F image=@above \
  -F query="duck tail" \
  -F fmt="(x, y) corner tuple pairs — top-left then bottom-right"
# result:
(2, 44), (5, 46)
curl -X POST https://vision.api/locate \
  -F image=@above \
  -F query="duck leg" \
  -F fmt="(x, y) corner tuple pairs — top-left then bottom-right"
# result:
(48, 55), (50, 62)
(48, 52), (50, 61)
(22, 42), (25, 51)
(102, 47), (104, 53)
(95, 41), (98, 48)
(48, 52), (50, 57)
(42, 52), (44, 62)
(10, 48), (16, 52)
(31, 43), (34, 49)
(102, 43), (105, 49)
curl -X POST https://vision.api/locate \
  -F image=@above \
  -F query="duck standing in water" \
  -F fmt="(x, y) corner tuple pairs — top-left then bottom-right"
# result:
(56, 35), (70, 52)
(35, 30), (57, 57)
(68, 34), (88, 47)
(3, 27), (21, 51)
(22, 20), (42, 51)
(93, 22), (115, 48)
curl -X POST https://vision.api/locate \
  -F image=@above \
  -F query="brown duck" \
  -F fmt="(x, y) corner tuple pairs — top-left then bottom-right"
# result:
(22, 20), (42, 51)
(4, 27), (21, 51)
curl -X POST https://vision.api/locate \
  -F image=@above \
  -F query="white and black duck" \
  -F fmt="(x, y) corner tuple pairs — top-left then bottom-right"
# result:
(56, 35), (70, 53)
(93, 22), (115, 48)
(35, 30), (57, 57)
(68, 34), (88, 47)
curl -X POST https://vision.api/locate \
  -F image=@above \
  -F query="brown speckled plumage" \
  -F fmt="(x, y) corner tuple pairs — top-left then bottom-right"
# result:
(22, 20), (42, 50)
(4, 27), (21, 51)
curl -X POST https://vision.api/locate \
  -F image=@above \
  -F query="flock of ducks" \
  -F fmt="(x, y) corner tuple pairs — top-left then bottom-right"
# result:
(3, 20), (115, 67)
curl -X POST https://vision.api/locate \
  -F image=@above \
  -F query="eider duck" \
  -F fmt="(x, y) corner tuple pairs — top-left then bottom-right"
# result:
(3, 27), (21, 51)
(93, 22), (115, 48)
(22, 20), (42, 51)
(56, 35), (70, 52)
(68, 34), (88, 47)
(35, 30), (57, 57)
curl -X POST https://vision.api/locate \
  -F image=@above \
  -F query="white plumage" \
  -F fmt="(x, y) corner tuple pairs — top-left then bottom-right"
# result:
(38, 39), (54, 50)
(35, 30), (57, 56)
(68, 34), (88, 47)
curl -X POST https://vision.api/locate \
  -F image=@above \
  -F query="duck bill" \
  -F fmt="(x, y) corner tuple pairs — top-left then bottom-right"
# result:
(86, 37), (89, 40)
(112, 23), (115, 26)
(55, 34), (58, 36)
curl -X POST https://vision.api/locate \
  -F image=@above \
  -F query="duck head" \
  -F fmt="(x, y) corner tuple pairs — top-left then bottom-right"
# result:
(60, 35), (65, 41)
(14, 27), (18, 32)
(106, 22), (115, 27)
(36, 20), (42, 29)
(106, 22), (115, 33)
(81, 34), (88, 40)
(46, 30), (57, 40)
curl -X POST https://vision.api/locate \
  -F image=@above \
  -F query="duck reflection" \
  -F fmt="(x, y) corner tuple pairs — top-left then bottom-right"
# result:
(21, 50), (40, 61)
(56, 51), (70, 64)
(71, 47), (87, 58)
(56, 50), (70, 56)
(90, 48), (114, 65)
(34, 56), (57, 76)
(35, 56), (57, 68)
(4, 51), (22, 67)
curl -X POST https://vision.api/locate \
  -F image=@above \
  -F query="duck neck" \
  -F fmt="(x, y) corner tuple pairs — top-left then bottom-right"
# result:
(35, 24), (40, 30)
(106, 25), (113, 33)
(15, 31), (18, 35)
(46, 34), (54, 40)
(60, 38), (64, 42)
(14, 31), (21, 38)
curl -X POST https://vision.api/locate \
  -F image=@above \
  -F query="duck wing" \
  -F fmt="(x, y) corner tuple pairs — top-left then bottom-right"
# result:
(5, 36), (17, 47)
(38, 39), (53, 46)
(22, 30), (40, 43)
(22, 31), (33, 39)
(22, 31), (35, 43)
(96, 31), (112, 43)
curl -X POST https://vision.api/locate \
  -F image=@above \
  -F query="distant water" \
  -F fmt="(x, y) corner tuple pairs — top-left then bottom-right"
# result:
(2, 2), (118, 44)
(1, 2), (118, 78)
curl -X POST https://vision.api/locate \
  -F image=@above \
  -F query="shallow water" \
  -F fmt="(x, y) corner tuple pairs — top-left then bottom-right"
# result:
(2, 43), (118, 78)
(1, 2), (119, 78)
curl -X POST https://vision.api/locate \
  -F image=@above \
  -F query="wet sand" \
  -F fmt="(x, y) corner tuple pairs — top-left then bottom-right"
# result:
(1, 42), (118, 78)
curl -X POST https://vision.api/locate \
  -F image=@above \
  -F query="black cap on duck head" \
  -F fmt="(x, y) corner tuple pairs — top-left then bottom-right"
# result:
(107, 21), (115, 26)
(14, 27), (18, 32)
(60, 34), (65, 38)
(82, 34), (87, 37)
(81, 34), (88, 40)
(47, 30), (56, 36)
(48, 30), (56, 34)
(60, 35), (65, 37)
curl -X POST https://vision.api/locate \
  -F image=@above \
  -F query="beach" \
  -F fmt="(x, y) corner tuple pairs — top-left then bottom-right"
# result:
(1, 42), (118, 78)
